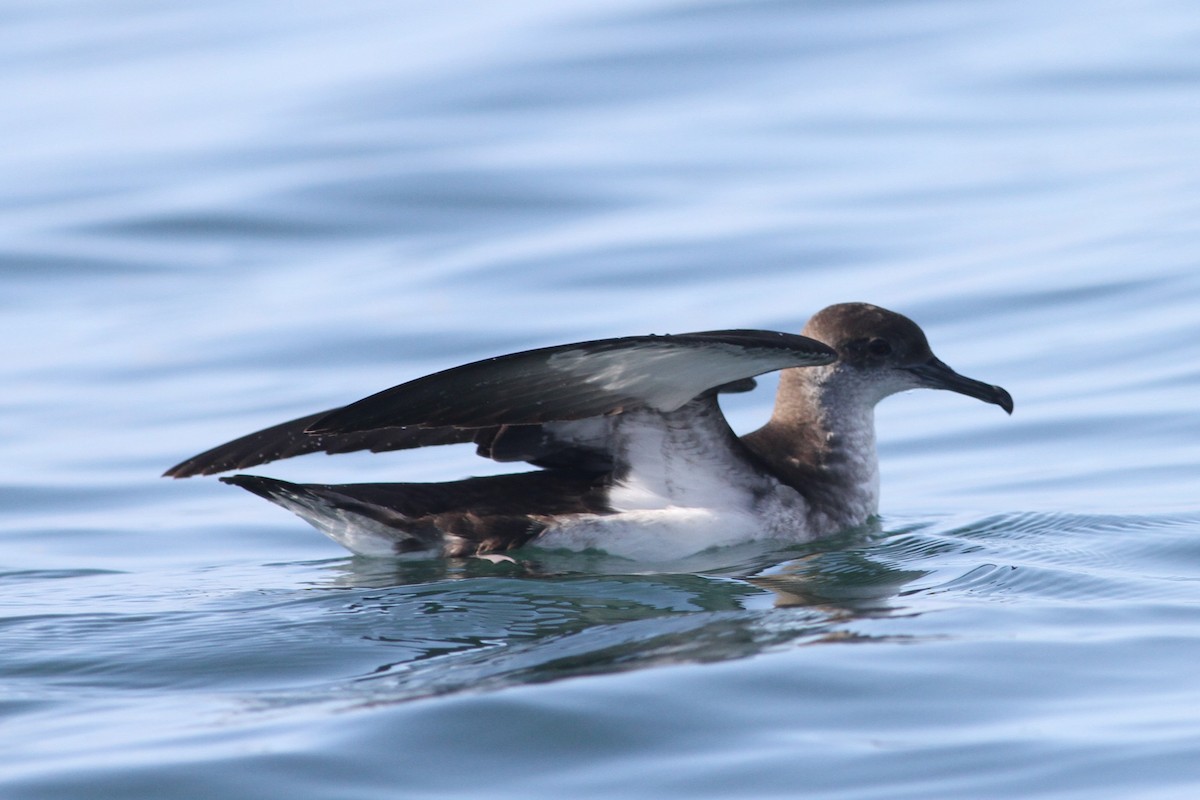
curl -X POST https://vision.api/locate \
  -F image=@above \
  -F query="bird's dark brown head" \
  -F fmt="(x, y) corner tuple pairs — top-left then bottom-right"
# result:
(803, 302), (934, 369)
(802, 302), (1013, 413)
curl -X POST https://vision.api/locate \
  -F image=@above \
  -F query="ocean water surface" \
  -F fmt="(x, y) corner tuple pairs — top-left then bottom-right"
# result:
(3, 1), (1200, 797)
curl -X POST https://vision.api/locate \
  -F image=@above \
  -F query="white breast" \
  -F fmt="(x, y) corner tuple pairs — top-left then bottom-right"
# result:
(533, 404), (814, 560)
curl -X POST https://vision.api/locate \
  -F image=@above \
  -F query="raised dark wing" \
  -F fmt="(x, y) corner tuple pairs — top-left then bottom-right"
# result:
(165, 329), (834, 478)
(308, 330), (835, 434)
(163, 410), (476, 478)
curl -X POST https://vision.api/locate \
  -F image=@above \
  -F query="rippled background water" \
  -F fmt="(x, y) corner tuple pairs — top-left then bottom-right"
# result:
(4, 1), (1200, 797)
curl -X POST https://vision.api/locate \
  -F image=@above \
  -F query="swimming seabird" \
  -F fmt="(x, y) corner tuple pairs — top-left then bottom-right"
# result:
(165, 303), (1012, 560)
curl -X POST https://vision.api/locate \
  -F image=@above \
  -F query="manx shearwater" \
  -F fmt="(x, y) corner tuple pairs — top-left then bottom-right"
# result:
(166, 303), (1013, 560)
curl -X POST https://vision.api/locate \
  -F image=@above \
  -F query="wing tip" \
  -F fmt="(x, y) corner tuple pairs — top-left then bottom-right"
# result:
(163, 455), (239, 479)
(163, 460), (201, 479)
(219, 473), (292, 500)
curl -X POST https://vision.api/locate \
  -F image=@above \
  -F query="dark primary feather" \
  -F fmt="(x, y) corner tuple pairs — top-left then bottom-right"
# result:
(164, 379), (759, 479)
(162, 410), (476, 478)
(166, 329), (831, 478)
(307, 329), (834, 434)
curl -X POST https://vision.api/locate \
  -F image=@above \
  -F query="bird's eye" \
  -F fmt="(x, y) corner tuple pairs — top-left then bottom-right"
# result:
(867, 338), (892, 356)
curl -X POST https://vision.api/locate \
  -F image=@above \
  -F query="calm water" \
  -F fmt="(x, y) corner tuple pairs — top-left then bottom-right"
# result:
(4, 1), (1200, 797)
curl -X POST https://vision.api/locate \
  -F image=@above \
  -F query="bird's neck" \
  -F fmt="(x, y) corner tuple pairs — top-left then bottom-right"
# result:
(741, 366), (880, 534)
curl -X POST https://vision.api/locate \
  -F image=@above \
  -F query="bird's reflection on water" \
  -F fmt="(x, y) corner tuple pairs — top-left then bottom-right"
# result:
(288, 520), (932, 703)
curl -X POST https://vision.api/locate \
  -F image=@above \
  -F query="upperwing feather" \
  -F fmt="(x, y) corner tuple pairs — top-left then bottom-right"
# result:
(163, 410), (475, 478)
(165, 329), (834, 478)
(308, 330), (834, 435)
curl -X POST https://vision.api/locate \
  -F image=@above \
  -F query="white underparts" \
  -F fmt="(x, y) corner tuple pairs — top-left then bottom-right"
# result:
(535, 404), (812, 560)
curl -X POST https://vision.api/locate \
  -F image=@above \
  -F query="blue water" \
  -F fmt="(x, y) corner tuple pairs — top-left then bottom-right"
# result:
(4, 1), (1200, 797)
